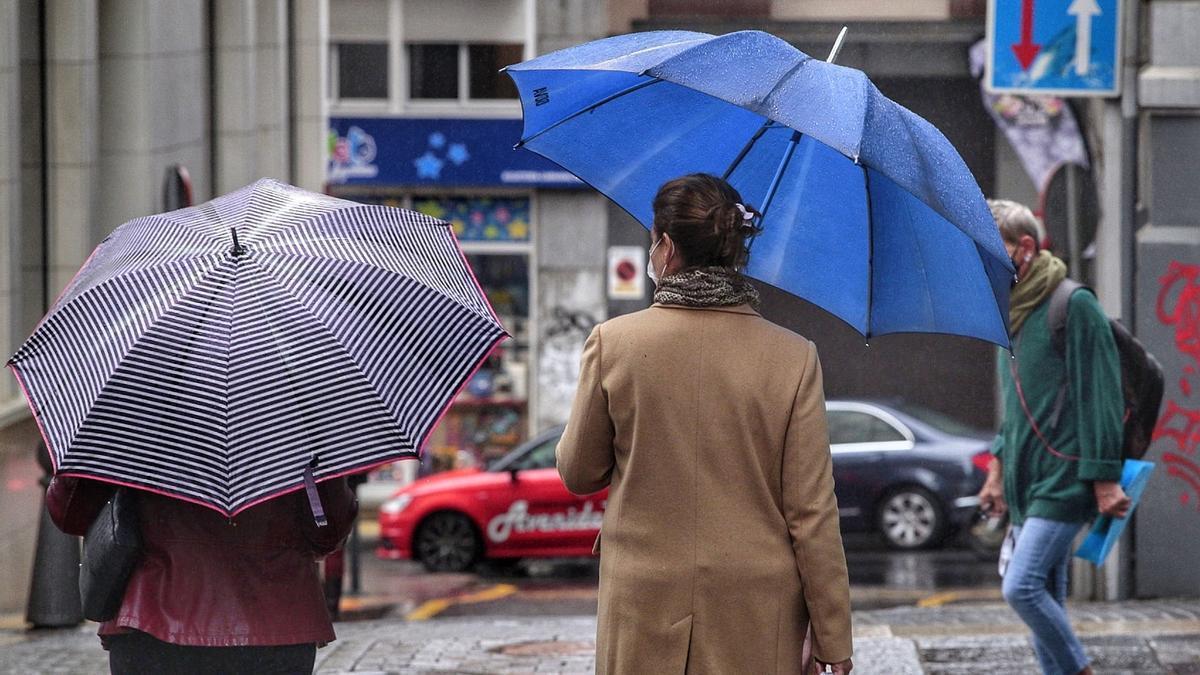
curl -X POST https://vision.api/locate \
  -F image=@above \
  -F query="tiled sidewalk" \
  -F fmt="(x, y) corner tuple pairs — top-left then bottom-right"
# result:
(1, 600), (1198, 674)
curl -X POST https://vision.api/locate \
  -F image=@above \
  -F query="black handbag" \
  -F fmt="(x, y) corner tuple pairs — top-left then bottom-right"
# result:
(79, 487), (142, 622)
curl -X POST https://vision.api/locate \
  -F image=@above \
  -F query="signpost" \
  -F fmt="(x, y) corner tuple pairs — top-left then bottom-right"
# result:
(986, 0), (1123, 96)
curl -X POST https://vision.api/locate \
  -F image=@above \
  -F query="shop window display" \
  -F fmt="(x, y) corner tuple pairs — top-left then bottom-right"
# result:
(327, 191), (533, 486)
(412, 198), (533, 473)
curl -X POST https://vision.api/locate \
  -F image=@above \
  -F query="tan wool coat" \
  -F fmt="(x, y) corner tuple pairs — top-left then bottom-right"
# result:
(556, 303), (853, 674)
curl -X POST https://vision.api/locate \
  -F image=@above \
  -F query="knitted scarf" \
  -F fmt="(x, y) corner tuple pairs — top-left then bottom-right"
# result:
(1009, 250), (1068, 336)
(653, 266), (761, 310)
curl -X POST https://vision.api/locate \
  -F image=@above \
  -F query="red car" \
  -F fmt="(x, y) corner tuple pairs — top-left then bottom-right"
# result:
(379, 400), (993, 571)
(377, 426), (602, 571)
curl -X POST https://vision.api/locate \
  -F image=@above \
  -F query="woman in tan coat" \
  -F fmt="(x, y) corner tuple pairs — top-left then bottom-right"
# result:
(557, 174), (854, 674)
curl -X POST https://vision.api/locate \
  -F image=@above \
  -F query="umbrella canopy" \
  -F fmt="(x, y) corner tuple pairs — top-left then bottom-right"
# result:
(506, 30), (1014, 348)
(8, 179), (507, 516)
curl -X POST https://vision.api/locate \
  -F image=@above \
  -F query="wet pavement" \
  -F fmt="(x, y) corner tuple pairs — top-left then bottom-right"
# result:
(4, 469), (1196, 672)
(2, 599), (1198, 673)
(340, 531), (1001, 622)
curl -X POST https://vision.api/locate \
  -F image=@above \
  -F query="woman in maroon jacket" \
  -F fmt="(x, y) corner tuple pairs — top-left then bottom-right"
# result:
(47, 475), (357, 674)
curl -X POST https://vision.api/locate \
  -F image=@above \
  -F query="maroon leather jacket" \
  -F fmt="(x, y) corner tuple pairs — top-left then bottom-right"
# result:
(47, 475), (357, 647)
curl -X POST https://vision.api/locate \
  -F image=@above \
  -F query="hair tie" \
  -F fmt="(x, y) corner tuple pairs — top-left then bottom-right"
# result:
(734, 203), (753, 221)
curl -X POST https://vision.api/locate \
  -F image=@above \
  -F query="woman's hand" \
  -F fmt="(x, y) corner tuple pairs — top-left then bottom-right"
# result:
(811, 658), (853, 674)
(1094, 481), (1132, 519)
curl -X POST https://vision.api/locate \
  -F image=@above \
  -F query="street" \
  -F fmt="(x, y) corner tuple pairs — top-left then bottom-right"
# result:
(3, 530), (1199, 674)
(342, 532), (1001, 622)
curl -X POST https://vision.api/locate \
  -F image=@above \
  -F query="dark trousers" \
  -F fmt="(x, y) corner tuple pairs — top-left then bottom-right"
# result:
(108, 630), (316, 675)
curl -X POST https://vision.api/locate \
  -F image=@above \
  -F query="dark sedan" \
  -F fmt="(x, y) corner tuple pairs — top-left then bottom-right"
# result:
(826, 400), (992, 549)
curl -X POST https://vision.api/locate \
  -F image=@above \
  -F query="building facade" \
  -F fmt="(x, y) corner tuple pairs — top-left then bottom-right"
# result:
(0, 0), (330, 614)
(324, 0), (615, 474)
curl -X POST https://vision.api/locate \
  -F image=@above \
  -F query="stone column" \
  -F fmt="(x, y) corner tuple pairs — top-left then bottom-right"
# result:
(290, 0), (329, 192)
(255, 0), (291, 181)
(44, 0), (99, 300)
(96, 0), (208, 227)
(212, 0), (259, 194)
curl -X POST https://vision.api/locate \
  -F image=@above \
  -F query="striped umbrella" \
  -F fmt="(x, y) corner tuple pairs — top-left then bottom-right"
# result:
(8, 179), (507, 516)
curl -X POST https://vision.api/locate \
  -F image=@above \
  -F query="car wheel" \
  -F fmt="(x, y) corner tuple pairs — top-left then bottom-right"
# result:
(877, 486), (947, 550)
(414, 512), (482, 573)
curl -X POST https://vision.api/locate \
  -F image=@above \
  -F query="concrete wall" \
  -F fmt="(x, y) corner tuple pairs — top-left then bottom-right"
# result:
(1134, 0), (1200, 599)
(535, 192), (609, 430)
(0, 0), (22, 412)
(533, 2), (612, 430)
(771, 0), (950, 21)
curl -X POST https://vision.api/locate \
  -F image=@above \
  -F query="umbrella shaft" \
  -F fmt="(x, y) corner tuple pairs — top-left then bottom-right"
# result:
(759, 130), (802, 221)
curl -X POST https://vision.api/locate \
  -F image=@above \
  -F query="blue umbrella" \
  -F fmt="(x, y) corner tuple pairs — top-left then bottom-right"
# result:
(505, 30), (1014, 348)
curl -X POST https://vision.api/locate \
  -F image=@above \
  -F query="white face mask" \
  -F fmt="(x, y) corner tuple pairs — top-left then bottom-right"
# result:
(647, 237), (663, 285)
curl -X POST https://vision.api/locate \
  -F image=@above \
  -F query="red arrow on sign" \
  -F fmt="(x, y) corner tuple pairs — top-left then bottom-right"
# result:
(1011, 0), (1041, 71)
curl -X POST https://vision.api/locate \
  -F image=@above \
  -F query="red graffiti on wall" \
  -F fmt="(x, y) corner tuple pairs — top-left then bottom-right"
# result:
(1154, 261), (1200, 509)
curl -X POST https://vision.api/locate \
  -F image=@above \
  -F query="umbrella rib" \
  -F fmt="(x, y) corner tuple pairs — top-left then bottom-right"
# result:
(253, 247), (498, 324)
(720, 118), (777, 181)
(862, 165), (874, 339)
(515, 76), (664, 148)
(46, 258), (236, 454)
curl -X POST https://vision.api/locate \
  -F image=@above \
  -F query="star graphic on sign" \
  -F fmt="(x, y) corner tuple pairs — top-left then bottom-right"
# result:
(429, 132), (446, 149)
(414, 151), (444, 179)
(446, 143), (470, 166)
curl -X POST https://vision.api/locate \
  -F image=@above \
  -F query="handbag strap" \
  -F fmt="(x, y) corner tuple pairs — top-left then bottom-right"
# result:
(1009, 339), (1079, 462)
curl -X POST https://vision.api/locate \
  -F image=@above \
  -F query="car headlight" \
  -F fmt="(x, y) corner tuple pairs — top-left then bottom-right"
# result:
(380, 494), (413, 515)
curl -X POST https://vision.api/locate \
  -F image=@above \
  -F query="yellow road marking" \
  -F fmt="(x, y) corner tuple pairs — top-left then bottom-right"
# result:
(916, 591), (962, 608)
(405, 583), (518, 621)
(405, 598), (454, 621)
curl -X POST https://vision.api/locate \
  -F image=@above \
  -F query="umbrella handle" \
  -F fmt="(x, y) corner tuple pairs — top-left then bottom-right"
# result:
(303, 458), (328, 528)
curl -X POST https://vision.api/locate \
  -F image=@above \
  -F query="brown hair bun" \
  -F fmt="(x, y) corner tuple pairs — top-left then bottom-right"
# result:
(652, 174), (763, 270)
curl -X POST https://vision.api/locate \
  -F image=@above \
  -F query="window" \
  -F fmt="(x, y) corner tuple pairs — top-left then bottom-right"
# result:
(407, 43), (522, 102)
(408, 44), (459, 99)
(827, 410), (907, 445)
(334, 42), (389, 99)
(468, 44), (523, 99)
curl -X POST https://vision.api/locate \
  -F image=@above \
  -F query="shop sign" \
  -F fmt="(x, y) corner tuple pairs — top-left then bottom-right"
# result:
(328, 117), (584, 188)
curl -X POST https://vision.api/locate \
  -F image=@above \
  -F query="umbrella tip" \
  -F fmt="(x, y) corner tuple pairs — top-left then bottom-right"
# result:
(230, 227), (246, 257)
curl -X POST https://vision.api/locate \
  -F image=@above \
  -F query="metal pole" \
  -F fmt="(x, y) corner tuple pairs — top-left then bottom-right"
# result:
(1065, 164), (1082, 276)
(349, 513), (362, 595)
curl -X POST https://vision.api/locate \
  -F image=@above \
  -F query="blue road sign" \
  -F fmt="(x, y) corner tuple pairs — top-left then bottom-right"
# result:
(986, 0), (1122, 96)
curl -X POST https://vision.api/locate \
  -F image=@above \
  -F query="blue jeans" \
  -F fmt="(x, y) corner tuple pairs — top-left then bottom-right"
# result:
(1002, 517), (1089, 675)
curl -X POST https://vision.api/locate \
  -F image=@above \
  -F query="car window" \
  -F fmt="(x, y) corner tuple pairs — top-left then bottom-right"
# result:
(510, 436), (561, 471)
(888, 402), (984, 438)
(827, 410), (906, 445)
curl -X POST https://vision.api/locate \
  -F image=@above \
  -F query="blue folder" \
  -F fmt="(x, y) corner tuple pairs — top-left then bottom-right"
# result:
(1075, 459), (1156, 565)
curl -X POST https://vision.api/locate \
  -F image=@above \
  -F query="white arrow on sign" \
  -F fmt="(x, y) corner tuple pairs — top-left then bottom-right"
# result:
(1068, 0), (1102, 76)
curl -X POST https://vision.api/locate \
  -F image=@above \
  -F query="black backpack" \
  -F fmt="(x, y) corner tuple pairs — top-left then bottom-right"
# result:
(1046, 279), (1165, 459)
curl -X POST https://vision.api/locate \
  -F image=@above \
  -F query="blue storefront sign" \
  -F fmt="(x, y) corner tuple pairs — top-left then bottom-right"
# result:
(986, 0), (1122, 96)
(327, 117), (583, 188)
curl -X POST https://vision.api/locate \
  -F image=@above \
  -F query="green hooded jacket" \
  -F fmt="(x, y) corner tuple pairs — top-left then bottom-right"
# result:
(991, 289), (1124, 526)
